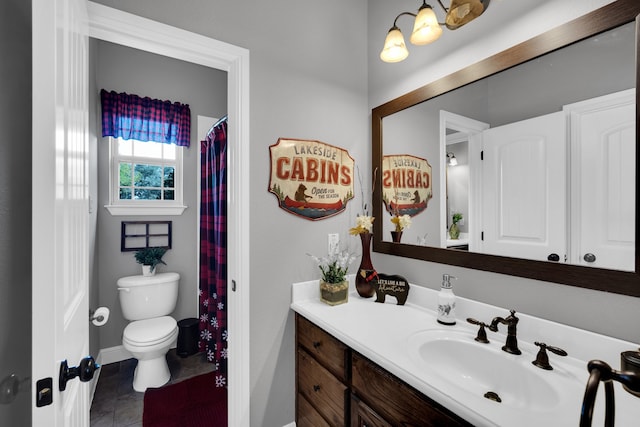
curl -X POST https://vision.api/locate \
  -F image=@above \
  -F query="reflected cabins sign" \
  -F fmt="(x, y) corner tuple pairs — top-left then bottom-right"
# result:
(269, 138), (354, 220)
(382, 154), (432, 217)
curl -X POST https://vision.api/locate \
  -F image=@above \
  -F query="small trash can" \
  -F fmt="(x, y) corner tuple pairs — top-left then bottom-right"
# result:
(177, 317), (199, 358)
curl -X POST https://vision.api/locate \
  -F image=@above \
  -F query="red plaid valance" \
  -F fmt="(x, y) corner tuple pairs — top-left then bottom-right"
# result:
(101, 89), (191, 147)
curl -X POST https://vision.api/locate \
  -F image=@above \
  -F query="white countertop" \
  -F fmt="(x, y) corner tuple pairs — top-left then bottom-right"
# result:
(291, 276), (640, 426)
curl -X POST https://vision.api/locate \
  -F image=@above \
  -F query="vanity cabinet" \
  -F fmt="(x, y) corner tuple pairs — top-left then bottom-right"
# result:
(351, 353), (471, 427)
(295, 313), (472, 427)
(296, 314), (349, 426)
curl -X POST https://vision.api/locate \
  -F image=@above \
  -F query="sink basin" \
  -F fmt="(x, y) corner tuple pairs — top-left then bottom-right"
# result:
(407, 329), (578, 412)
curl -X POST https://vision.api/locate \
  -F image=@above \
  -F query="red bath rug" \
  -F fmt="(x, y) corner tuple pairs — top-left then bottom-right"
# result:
(143, 371), (227, 427)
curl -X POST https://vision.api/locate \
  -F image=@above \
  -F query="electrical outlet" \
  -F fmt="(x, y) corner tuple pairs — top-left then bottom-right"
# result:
(328, 233), (339, 255)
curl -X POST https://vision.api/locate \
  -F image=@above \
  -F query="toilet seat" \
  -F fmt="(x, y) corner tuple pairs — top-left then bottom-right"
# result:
(123, 316), (178, 347)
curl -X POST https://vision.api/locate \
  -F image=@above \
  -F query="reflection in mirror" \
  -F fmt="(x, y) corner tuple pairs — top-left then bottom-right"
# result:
(372, 0), (640, 296)
(439, 111), (489, 251)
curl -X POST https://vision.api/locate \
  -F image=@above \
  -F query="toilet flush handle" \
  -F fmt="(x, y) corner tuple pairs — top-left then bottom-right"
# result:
(117, 287), (130, 293)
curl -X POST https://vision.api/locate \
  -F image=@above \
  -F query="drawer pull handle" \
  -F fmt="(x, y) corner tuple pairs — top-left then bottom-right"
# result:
(313, 384), (321, 392)
(312, 341), (321, 349)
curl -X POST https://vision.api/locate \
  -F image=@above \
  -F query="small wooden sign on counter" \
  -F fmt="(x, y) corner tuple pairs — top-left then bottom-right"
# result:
(374, 274), (410, 305)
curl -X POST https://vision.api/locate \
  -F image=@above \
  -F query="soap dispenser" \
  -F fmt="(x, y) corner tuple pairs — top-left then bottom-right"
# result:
(437, 274), (456, 325)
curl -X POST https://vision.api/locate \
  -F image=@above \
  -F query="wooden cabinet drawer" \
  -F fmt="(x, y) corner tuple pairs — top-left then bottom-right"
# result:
(298, 348), (348, 426)
(351, 394), (392, 427)
(297, 314), (348, 382)
(351, 353), (472, 427)
(297, 393), (331, 427)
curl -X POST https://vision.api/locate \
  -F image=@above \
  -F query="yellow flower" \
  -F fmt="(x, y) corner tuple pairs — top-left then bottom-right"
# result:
(350, 215), (374, 235)
(391, 214), (412, 232)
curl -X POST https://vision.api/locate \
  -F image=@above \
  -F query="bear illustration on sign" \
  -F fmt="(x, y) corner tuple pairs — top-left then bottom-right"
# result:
(294, 184), (312, 202)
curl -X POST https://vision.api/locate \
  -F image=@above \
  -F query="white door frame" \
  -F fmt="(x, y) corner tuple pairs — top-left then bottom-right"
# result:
(439, 111), (490, 250)
(88, 3), (251, 426)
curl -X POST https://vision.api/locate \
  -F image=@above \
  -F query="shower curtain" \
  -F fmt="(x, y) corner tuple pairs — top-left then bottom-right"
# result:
(199, 117), (228, 388)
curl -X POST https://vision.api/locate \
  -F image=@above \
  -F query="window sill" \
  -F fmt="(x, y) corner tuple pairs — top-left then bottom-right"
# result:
(105, 205), (187, 216)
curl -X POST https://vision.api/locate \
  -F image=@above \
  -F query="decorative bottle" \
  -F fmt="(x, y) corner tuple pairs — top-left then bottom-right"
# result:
(437, 274), (456, 325)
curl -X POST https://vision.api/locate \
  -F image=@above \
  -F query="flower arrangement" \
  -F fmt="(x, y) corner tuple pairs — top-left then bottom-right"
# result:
(390, 213), (412, 232)
(308, 250), (356, 285)
(350, 215), (374, 235)
(308, 249), (356, 306)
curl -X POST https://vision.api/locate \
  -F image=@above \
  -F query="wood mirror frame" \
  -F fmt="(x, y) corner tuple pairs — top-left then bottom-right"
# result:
(372, 0), (640, 297)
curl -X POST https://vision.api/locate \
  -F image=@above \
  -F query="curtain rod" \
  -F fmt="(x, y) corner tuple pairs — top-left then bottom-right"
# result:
(207, 115), (228, 136)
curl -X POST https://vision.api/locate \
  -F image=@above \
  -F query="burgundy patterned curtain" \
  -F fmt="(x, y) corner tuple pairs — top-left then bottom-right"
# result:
(100, 89), (191, 146)
(199, 118), (228, 387)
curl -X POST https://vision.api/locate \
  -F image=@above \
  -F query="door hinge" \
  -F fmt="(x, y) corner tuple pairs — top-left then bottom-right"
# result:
(481, 150), (484, 160)
(35, 377), (53, 407)
(232, 280), (237, 292)
(481, 231), (484, 241)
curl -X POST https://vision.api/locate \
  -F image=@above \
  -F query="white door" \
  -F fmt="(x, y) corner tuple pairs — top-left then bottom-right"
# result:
(565, 89), (636, 271)
(480, 112), (566, 262)
(32, 0), (92, 425)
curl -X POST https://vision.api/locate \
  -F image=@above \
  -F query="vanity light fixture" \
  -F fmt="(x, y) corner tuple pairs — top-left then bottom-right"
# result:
(380, 0), (490, 63)
(447, 152), (458, 166)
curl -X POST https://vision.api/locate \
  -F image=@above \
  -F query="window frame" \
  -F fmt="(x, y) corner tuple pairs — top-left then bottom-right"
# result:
(105, 136), (187, 216)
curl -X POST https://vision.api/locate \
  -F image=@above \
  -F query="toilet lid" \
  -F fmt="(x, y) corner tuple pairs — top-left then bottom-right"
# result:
(124, 316), (177, 346)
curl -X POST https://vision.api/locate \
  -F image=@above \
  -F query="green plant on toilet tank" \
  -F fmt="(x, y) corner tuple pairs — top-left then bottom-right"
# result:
(134, 247), (167, 273)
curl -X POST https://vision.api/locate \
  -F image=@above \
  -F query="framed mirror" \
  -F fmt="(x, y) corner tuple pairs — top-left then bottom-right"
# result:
(372, 0), (640, 297)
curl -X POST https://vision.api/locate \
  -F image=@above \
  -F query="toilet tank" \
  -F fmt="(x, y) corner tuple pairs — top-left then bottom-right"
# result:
(117, 272), (180, 321)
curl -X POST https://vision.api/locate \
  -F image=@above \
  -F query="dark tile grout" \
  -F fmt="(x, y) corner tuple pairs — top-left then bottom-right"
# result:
(90, 349), (216, 427)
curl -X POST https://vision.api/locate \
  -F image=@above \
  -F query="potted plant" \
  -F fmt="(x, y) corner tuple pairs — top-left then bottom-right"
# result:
(449, 212), (463, 240)
(308, 250), (355, 306)
(134, 247), (167, 276)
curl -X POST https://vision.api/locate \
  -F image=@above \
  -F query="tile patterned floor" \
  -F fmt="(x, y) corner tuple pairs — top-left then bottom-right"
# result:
(90, 349), (215, 427)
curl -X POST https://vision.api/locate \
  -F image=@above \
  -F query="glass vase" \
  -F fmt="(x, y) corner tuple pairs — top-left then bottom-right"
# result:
(449, 222), (460, 240)
(319, 280), (349, 306)
(355, 232), (376, 298)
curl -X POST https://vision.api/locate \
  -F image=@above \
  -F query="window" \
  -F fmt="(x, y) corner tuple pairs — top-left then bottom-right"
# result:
(106, 137), (186, 215)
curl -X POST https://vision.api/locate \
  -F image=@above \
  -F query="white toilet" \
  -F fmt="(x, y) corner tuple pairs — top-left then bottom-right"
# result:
(117, 272), (180, 392)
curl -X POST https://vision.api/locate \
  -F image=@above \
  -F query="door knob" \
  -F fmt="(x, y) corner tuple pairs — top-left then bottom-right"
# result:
(547, 253), (560, 262)
(583, 253), (596, 263)
(59, 356), (100, 391)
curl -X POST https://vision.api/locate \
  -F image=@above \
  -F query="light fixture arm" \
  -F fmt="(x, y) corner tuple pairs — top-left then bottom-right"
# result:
(436, 0), (449, 13)
(391, 11), (417, 29)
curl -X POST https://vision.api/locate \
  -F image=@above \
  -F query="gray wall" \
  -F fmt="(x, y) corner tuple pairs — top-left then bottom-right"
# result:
(94, 40), (227, 350)
(0, 0), (32, 424)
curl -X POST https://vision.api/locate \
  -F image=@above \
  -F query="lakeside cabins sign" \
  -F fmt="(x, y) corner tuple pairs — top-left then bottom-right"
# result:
(269, 138), (355, 220)
(382, 154), (432, 217)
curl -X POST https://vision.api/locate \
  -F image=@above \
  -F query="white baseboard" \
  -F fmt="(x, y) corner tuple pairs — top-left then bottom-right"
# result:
(282, 423), (296, 427)
(90, 345), (131, 407)
(98, 344), (133, 365)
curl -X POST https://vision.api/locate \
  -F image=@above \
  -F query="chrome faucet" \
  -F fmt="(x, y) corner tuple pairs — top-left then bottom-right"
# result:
(488, 309), (521, 355)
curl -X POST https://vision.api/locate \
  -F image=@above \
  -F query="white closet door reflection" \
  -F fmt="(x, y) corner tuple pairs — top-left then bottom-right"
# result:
(566, 89), (636, 271)
(480, 112), (566, 262)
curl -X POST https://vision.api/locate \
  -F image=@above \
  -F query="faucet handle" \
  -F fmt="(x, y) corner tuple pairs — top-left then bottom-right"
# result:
(466, 318), (489, 344)
(532, 342), (568, 370)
